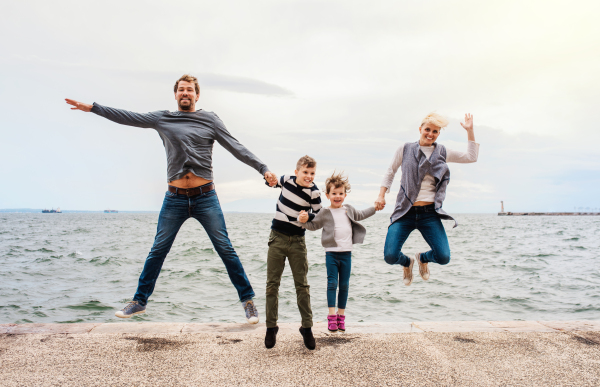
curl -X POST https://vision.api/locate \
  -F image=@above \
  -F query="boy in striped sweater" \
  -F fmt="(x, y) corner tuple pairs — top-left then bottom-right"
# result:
(264, 155), (322, 350)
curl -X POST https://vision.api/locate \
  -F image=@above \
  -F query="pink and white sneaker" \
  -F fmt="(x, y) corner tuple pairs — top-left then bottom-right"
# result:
(327, 314), (338, 332)
(337, 314), (346, 332)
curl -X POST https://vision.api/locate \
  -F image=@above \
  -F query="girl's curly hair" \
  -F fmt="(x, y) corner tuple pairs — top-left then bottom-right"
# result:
(325, 171), (351, 194)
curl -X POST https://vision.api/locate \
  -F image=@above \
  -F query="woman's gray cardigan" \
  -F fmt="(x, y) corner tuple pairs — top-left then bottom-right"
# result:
(301, 205), (376, 248)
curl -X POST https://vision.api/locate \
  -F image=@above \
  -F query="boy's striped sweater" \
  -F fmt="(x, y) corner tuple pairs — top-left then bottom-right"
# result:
(268, 175), (322, 236)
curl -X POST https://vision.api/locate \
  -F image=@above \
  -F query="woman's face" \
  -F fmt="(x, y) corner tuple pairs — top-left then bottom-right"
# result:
(419, 123), (441, 146)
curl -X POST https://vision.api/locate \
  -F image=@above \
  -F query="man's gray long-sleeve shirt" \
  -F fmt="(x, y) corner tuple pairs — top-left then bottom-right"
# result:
(91, 103), (269, 182)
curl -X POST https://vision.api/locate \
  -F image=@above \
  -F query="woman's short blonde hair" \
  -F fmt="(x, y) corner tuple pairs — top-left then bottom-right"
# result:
(325, 171), (351, 194)
(420, 112), (449, 129)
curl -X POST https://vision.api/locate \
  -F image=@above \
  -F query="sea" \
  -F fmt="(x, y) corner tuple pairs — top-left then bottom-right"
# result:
(1, 213), (598, 324)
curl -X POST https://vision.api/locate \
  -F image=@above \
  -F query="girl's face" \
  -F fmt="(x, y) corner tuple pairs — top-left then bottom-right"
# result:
(326, 186), (347, 209)
(419, 123), (441, 146)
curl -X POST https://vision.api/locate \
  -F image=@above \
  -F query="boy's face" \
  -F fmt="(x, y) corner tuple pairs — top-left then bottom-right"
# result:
(326, 186), (347, 209)
(295, 165), (316, 187)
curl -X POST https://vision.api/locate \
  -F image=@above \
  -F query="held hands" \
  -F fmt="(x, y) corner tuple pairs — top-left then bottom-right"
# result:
(298, 210), (309, 223)
(374, 196), (386, 211)
(264, 171), (278, 187)
(460, 113), (473, 132)
(65, 99), (93, 112)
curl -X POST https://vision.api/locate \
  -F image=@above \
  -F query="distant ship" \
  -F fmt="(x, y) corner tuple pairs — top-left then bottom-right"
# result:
(104, 209), (118, 213)
(42, 207), (62, 213)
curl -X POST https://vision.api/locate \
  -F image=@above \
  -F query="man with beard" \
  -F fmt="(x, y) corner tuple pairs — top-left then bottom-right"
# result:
(65, 74), (277, 323)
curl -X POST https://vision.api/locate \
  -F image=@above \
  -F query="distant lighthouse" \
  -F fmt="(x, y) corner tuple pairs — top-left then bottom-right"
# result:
(498, 201), (507, 216)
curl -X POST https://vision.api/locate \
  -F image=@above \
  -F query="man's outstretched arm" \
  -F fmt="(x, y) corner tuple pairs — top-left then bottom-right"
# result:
(65, 99), (164, 129)
(212, 114), (277, 186)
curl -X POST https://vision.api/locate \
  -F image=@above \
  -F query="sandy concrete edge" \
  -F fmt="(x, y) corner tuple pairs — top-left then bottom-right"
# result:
(2, 320), (599, 335)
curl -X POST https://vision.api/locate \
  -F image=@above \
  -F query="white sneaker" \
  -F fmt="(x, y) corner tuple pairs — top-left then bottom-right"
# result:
(115, 301), (146, 318)
(403, 256), (415, 286)
(416, 252), (430, 280)
(243, 299), (259, 324)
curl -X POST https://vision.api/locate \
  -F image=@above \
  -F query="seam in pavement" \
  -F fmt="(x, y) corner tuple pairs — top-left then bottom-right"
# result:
(537, 321), (561, 331)
(411, 322), (423, 331)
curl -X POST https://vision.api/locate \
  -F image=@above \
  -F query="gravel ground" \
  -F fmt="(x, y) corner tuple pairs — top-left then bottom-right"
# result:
(1, 331), (599, 386)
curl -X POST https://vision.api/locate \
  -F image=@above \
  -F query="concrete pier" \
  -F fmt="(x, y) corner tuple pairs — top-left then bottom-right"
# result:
(1, 321), (599, 386)
(498, 211), (600, 216)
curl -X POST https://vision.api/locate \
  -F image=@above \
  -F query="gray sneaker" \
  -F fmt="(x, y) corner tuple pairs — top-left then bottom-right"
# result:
(403, 256), (415, 286)
(243, 299), (259, 324)
(115, 301), (146, 318)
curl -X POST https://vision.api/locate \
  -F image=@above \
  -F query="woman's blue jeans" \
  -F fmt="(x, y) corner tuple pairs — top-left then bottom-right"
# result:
(133, 189), (255, 305)
(383, 205), (451, 267)
(325, 251), (352, 309)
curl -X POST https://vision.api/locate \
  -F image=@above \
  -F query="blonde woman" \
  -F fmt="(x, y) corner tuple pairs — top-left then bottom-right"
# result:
(375, 113), (479, 286)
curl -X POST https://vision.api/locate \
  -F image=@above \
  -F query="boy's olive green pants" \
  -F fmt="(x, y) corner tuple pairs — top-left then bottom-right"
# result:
(265, 230), (313, 328)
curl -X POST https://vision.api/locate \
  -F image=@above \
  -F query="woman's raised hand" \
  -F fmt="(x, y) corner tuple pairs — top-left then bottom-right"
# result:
(65, 98), (93, 112)
(460, 113), (473, 131)
(459, 113), (475, 142)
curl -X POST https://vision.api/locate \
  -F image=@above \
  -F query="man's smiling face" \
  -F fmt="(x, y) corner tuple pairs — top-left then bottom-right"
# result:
(175, 80), (199, 111)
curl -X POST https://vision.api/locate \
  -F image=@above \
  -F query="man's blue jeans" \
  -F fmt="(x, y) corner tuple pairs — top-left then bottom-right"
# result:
(133, 188), (255, 305)
(325, 251), (352, 309)
(384, 205), (451, 267)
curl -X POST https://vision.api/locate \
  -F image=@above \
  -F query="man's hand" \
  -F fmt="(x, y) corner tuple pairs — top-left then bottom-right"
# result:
(298, 210), (309, 223)
(65, 99), (93, 112)
(264, 171), (278, 187)
(375, 196), (386, 211)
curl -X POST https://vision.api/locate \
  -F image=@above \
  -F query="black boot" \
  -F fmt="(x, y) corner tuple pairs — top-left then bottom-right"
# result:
(265, 327), (279, 349)
(299, 327), (316, 350)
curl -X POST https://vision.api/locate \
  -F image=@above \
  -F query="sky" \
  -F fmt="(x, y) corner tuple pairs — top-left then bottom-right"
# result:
(1, 0), (599, 213)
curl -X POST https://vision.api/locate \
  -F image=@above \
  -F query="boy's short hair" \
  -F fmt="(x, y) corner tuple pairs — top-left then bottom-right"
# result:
(325, 171), (351, 194)
(420, 112), (449, 129)
(174, 74), (200, 95)
(296, 155), (317, 170)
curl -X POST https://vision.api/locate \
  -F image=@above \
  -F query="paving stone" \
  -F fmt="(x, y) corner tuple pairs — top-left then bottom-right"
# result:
(538, 320), (600, 332)
(349, 322), (423, 333)
(0, 324), (16, 334)
(489, 321), (558, 332)
(7, 323), (101, 335)
(182, 323), (264, 334)
(414, 321), (504, 332)
(89, 322), (186, 334)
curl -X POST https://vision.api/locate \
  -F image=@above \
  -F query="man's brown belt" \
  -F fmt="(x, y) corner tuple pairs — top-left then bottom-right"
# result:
(168, 183), (215, 197)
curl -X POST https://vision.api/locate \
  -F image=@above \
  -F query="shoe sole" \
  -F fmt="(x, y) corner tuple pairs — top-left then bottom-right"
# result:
(328, 328), (338, 332)
(416, 252), (430, 281)
(403, 257), (415, 286)
(114, 310), (145, 319)
(247, 317), (259, 324)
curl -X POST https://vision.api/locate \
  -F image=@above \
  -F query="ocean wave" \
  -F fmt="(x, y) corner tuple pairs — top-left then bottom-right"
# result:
(1, 212), (599, 324)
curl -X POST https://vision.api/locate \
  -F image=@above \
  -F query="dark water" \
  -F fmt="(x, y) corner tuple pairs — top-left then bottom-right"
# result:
(1, 213), (598, 324)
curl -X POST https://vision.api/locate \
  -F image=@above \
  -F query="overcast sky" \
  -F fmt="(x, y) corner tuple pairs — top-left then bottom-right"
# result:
(1, 0), (599, 213)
